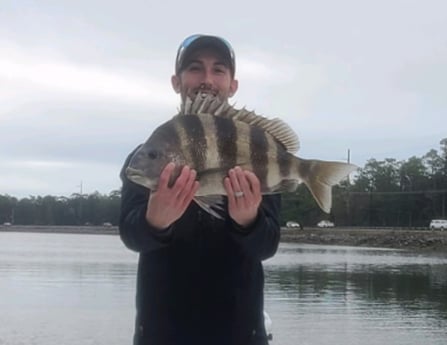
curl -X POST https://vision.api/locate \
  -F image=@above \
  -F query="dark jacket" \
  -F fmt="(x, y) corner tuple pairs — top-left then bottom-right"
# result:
(119, 149), (281, 345)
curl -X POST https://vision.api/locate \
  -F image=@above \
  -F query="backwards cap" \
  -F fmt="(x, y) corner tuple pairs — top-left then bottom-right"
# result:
(175, 34), (235, 77)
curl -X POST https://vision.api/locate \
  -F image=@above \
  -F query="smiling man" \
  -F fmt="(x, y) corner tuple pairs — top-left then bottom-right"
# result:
(119, 34), (281, 345)
(171, 34), (238, 102)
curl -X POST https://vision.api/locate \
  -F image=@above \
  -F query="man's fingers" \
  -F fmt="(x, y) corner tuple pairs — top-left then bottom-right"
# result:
(178, 169), (198, 204)
(180, 181), (200, 209)
(244, 170), (260, 194)
(158, 162), (176, 189)
(224, 176), (235, 204)
(171, 166), (192, 195)
(229, 167), (243, 196)
(236, 168), (252, 198)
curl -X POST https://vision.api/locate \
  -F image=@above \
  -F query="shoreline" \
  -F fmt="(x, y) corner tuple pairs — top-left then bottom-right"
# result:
(2, 225), (447, 252)
(281, 227), (447, 252)
(0, 225), (119, 236)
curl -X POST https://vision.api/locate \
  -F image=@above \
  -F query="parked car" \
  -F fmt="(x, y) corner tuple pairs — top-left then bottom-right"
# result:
(429, 219), (447, 230)
(317, 220), (335, 228)
(286, 221), (302, 229)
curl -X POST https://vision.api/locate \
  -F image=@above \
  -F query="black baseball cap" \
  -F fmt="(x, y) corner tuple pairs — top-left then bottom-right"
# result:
(175, 34), (236, 77)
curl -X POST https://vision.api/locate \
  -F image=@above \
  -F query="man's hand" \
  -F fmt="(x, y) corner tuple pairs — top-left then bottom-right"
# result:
(146, 163), (199, 230)
(224, 166), (262, 228)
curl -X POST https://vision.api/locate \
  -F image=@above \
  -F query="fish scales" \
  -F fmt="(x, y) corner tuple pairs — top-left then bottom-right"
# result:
(249, 125), (269, 190)
(277, 143), (293, 179)
(202, 115), (221, 172)
(196, 114), (229, 190)
(153, 120), (182, 169)
(214, 115), (238, 171)
(175, 115), (207, 173)
(266, 131), (293, 190)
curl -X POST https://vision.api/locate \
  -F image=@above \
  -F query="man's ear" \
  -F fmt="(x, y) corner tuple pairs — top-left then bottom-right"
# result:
(229, 79), (238, 97)
(171, 75), (181, 93)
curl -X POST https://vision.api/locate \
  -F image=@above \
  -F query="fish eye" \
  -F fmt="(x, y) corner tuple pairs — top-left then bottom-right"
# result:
(147, 150), (160, 160)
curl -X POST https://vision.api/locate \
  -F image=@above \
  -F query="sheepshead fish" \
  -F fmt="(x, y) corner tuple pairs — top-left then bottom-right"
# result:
(126, 95), (357, 218)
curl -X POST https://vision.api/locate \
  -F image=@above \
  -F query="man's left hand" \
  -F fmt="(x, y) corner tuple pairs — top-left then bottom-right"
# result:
(224, 166), (262, 228)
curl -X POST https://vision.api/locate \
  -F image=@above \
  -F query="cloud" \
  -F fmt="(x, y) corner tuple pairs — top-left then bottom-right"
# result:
(2, 1), (446, 198)
(232, 50), (329, 120)
(1, 159), (121, 198)
(0, 41), (177, 109)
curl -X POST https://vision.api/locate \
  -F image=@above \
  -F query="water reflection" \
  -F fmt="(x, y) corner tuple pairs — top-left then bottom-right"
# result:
(265, 244), (447, 315)
(1, 233), (446, 345)
(264, 244), (447, 345)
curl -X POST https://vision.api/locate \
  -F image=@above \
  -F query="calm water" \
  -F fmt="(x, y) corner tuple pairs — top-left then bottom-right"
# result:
(0, 232), (446, 345)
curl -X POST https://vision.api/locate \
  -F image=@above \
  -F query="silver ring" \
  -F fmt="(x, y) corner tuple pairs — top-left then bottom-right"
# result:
(234, 191), (244, 198)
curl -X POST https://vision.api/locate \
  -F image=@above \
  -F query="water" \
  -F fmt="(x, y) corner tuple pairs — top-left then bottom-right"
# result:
(264, 244), (447, 344)
(0, 232), (446, 345)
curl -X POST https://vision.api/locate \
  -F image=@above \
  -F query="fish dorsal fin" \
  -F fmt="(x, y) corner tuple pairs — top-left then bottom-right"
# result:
(180, 93), (229, 116)
(180, 93), (300, 154)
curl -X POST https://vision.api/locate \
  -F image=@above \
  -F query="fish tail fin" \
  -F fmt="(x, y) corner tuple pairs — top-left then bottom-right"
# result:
(298, 159), (357, 213)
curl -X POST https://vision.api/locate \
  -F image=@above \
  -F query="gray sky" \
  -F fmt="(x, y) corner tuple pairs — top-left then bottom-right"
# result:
(1, 0), (446, 198)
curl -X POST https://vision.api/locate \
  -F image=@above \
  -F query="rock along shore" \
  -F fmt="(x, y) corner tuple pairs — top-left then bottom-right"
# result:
(1, 225), (447, 252)
(281, 227), (447, 252)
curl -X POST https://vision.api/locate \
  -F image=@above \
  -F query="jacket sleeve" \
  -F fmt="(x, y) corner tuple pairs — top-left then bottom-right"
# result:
(119, 148), (174, 253)
(229, 194), (281, 261)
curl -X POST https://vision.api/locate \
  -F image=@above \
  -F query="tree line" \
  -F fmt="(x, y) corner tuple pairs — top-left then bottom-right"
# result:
(1, 139), (446, 228)
(0, 191), (121, 227)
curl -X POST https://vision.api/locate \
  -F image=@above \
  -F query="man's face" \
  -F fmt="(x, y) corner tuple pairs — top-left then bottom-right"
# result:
(171, 48), (238, 103)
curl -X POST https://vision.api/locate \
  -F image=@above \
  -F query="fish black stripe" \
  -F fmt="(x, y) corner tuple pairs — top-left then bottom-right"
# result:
(214, 116), (237, 169)
(277, 142), (292, 178)
(159, 120), (182, 152)
(250, 126), (269, 189)
(177, 115), (207, 171)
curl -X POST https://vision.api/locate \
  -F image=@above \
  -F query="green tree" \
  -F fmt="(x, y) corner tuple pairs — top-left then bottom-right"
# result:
(0, 195), (17, 224)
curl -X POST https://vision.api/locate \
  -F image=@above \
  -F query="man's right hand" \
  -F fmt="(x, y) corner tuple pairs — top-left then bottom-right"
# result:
(145, 163), (199, 230)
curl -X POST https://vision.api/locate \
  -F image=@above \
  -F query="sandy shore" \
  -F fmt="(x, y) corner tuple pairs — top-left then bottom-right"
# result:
(2, 225), (447, 251)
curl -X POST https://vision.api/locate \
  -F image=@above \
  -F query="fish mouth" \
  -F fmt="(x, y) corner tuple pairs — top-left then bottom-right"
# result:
(125, 167), (156, 189)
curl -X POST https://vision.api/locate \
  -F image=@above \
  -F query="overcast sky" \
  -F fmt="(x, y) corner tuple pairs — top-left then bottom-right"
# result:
(1, 0), (446, 198)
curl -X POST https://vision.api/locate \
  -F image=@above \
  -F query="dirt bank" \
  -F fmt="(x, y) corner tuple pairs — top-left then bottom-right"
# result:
(281, 227), (447, 251)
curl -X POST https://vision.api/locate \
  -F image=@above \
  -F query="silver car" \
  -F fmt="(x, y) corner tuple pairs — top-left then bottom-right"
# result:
(429, 219), (447, 230)
(317, 220), (335, 228)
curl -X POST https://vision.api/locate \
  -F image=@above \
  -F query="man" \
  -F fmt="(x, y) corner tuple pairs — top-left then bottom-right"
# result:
(119, 34), (281, 345)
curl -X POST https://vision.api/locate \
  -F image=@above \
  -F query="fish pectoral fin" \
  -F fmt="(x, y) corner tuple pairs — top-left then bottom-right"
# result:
(302, 160), (357, 213)
(194, 196), (226, 219)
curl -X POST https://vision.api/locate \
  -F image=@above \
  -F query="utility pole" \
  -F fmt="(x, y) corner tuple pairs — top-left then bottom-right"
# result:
(443, 192), (446, 218)
(77, 180), (83, 225)
(346, 149), (351, 225)
(404, 175), (413, 227)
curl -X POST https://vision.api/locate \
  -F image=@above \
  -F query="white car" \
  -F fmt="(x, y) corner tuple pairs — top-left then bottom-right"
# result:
(286, 221), (302, 229)
(317, 220), (335, 228)
(429, 219), (447, 230)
